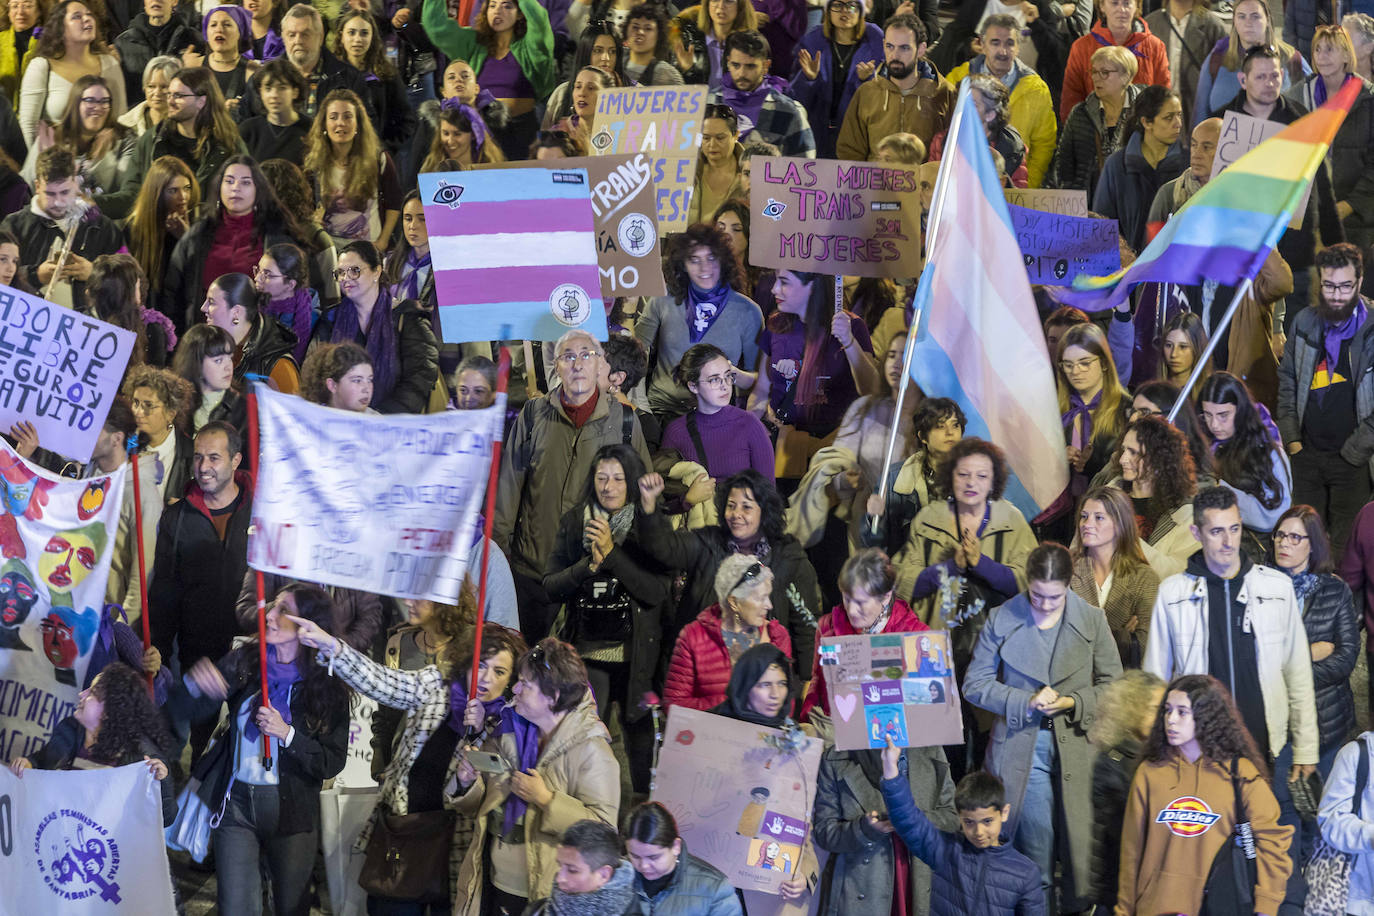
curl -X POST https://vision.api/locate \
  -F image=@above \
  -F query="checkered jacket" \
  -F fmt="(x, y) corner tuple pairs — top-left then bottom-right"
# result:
(708, 87), (817, 159)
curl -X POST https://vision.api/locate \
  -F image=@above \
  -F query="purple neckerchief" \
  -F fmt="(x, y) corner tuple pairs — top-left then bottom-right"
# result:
(96, 602), (122, 656)
(447, 678), (507, 734)
(248, 28), (284, 61)
(1323, 298), (1367, 380)
(398, 248), (432, 301)
(244, 643), (301, 741)
(686, 282), (730, 343)
(439, 98), (490, 155)
(1062, 389), (1102, 451)
(263, 288), (315, 362)
(718, 72), (787, 137)
(1313, 71), (1355, 107)
(496, 707), (540, 837)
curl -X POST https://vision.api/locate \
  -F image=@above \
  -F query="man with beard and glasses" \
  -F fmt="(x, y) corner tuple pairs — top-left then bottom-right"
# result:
(1277, 242), (1374, 552)
(836, 12), (955, 161)
(707, 30), (815, 158)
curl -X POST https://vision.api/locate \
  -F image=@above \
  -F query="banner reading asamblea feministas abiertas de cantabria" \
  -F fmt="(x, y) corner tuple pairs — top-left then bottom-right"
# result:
(0, 762), (177, 914)
(0, 442), (125, 765)
(248, 385), (501, 602)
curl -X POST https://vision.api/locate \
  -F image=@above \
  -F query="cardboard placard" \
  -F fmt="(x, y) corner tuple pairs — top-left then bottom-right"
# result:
(1004, 187), (1089, 217)
(493, 153), (666, 299)
(589, 85), (707, 233)
(749, 156), (924, 278)
(419, 168), (608, 343)
(653, 707), (823, 894)
(1213, 111), (1308, 229)
(0, 286), (135, 462)
(818, 630), (964, 752)
(1008, 205), (1121, 285)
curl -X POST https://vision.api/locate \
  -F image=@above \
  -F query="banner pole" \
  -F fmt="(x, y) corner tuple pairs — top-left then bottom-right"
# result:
(1167, 277), (1254, 422)
(247, 388), (272, 770)
(129, 446), (153, 694)
(469, 335), (513, 730)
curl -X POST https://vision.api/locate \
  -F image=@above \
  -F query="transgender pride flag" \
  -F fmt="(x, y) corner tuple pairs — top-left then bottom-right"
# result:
(905, 84), (1067, 517)
(418, 168), (608, 343)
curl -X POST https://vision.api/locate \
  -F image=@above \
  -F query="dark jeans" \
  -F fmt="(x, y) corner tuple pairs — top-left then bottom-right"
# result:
(586, 659), (654, 795)
(214, 782), (319, 916)
(368, 897), (451, 916)
(1291, 446), (1372, 553)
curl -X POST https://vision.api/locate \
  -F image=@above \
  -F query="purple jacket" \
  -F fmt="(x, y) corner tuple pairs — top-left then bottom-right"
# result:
(755, 0), (807, 76)
(787, 22), (884, 158)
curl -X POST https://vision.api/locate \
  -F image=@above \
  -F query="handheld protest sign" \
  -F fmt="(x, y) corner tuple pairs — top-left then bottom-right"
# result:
(819, 630), (964, 751)
(0, 285), (136, 462)
(419, 168), (608, 343)
(748, 157), (923, 278)
(1007, 206), (1121, 285)
(590, 84), (707, 234)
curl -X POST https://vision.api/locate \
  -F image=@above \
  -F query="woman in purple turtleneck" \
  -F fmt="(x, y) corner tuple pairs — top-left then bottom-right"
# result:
(661, 342), (776, 488)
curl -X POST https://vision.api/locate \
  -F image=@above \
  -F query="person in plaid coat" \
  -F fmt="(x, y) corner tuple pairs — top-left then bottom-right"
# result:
(709, 30), (816, 159)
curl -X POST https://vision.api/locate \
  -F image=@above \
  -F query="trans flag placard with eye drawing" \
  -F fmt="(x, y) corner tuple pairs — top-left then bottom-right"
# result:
(419, 168), (608, 343)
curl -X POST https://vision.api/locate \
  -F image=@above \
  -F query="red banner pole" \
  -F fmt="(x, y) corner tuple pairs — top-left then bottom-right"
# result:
(469, 346), (511, 713)
(247, 389), (272, 770)
(129, 448), (153, 694)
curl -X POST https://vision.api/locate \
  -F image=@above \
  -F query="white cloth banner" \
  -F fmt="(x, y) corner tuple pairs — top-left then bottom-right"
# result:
(0, 762), (176, 915)
(248, 385), (501, 602)
(320, 786), (380, 916)
(0, 442), (125, 763)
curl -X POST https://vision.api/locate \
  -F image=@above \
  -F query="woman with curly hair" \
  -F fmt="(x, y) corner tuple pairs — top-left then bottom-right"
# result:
(122, 364), (194, 503)
(258, 157), (339, 301)
(1112, 415), (1199, 577)
(124, 155), (199, 322)
(635, 223), (763, 421)
(88, 252), (176, 369)
(621, 4), (684, 87)
(328, 8), (415, 155)
(299, 342), (374, 412)
(18, 0), (126, 146)
(22, 73), (135, 194)
(863, 394), (965, 558)
(171, 583), (351, 915)
(1199, 371), (1291, 537)
(1116, 674), (1292, 916)
(8, 662), (177, 823)
(171, 323), (247, 435)
(304, 88), (402, 249)
(1124, 380), (1215, 484)
(639, 468), (821, 687)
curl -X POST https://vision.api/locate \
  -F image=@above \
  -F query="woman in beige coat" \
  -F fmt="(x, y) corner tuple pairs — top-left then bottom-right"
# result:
(450, 637), (620, 916)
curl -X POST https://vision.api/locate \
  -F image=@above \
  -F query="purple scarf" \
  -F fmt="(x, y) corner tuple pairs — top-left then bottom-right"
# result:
(1323, 298), (1367, 379)
(1313, 71), (1355, 107)
(1062, 389), (1102, 451)
(439, 98), (490, 157)
(331, 285), (400, 405)
(447, 678), (507, 735)
(686, 282), (731, 343)
(263, 288), (315, 363)
(244, 643), (301, 741)
(495, 708), (540, 836)
(249, 27), (284, 61)
(397, 248), (432, 302)
(718, 72), (787, 138)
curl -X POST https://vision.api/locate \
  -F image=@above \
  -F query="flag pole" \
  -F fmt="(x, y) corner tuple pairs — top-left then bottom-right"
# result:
(246, 388), (272, 770)
(128, 445), (153, 694)
(1166, 276), (1255, 422)
(874, 86), (971, 519)
(469, 325), (512, 730)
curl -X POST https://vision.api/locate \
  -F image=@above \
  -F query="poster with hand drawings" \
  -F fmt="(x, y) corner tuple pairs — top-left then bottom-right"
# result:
(652, 707), (822, 894)
(819, 630), (963, 752)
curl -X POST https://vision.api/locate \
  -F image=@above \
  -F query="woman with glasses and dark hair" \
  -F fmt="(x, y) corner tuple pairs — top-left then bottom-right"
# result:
(251, 241), (316, 363)
(622, 3), (685, 86)
(19, 0), (127, 146)
(311, 239), (440, 414)
(636, 223), (763, 422)
(544, 443), (671, 793)
(661, 342), (776, 483)
(1271, 505), (1359, 778)
(640, 469), (821, 694)
(790, 0), (884, 158)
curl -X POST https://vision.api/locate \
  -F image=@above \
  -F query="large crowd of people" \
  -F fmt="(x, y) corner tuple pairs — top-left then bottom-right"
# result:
(3, 0), (1374, 913)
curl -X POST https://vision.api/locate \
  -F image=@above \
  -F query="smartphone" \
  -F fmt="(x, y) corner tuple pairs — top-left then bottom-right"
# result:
(463, 748), (512, 775)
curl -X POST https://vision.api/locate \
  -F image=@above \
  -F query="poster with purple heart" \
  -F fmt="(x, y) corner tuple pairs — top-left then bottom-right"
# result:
(818, 630), (963, 752)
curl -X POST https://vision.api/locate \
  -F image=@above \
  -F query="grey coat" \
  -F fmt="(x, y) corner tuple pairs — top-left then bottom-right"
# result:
(813, 740), (957, 916)
(962, 589), (1123, 910)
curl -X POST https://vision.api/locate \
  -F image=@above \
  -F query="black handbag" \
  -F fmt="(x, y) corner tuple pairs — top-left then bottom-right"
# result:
(1199, 757), (1258, 915)
(358, 808), (456, 903)
(564, 573), (634, 644)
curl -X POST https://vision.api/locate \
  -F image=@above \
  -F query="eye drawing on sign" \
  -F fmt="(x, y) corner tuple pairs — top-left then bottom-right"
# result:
(0, 559), (38, 650)
(432, 180), (464, 209)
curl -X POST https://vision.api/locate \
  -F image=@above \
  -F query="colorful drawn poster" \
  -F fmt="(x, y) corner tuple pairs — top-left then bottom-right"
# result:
(493, 153), (667, 299)
(1007, 205), (1121, 285)
(0, 442), (124, 763)
(818, 630), (963, 751)
(419, 167), (608, 343)
(0, 285), (136, 462)
(653, 707), (823, 894)
(749, 156), (924, 277)
(590, 85), (707, 232)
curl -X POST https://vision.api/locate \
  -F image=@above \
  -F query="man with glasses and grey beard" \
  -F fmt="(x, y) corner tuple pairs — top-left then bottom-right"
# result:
(1277, 242), (1374, 552)
(495, 330), (654, 639)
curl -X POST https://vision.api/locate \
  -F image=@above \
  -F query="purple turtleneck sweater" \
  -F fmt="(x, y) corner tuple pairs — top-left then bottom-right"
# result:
(661, 405), (776, 482)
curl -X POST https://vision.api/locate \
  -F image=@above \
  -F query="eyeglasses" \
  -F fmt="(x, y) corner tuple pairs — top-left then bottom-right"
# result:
(1090, 68), (1123, 79)
(827, 1), (861, 10)
(700, 370), (736, 389)
(333, 265), (363, 281)
(556, 350), (600, 366)
(79, 96), (112, 107)
(1058, 356), (1101, 374)
(1274, 531), (1311, 545)
(130, 398), (163, 413)
(728, 561), (763, 597)
(1321, 281), (1357, 295)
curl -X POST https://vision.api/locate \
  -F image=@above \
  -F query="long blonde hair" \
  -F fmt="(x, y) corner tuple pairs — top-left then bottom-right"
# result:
(1221, 0), (1296, 70)
(1087, 669), (1165, 750)
(1055, 322), (1126, 445)
(420, 106), (506, 173)
(303, 88), (381, 205)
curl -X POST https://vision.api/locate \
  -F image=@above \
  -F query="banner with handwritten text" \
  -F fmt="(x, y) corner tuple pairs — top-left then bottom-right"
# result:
(1008, 205), (1121, 285)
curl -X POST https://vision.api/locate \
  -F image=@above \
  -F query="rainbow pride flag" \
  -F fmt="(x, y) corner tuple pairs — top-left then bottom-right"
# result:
(906, 84), (1068, 517)
(1061, 77), (1360, 311)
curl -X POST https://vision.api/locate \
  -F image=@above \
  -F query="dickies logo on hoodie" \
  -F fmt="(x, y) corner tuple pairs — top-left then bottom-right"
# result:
(1155, 797), (1222, 836)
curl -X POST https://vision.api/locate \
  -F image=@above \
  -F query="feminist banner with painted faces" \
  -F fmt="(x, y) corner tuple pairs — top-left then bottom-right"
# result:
(0, 442), (124, 765)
